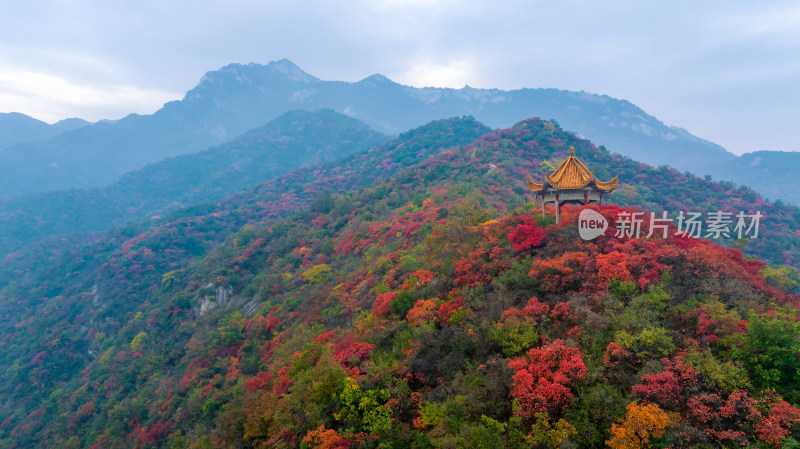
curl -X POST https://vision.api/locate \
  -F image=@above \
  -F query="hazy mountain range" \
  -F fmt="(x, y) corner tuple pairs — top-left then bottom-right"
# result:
(0, 109), (387, 254)
(0, 112), (89, 149)
(1, 59), (796, 203)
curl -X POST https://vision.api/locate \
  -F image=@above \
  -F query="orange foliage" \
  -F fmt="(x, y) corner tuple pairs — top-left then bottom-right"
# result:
(529, 251), (587, 293)
(225, 357), (241, 382)
(406, 299), (436, 327)
(603, 342), (631, 369)
(401, 270), (435, 290)
(607, 402), (674, 449)
(302, 425), (350, 449)
(595, 251), (633, 284)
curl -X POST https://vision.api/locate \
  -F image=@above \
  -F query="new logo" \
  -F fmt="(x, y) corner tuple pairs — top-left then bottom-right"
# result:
(578, 209), (608, 241)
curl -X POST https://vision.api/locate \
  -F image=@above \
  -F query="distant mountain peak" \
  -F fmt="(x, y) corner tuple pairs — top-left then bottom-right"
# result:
(0, 111), (33, 120)
(0, 113), (89, 150)
(52, 117), (90, 129)
(358, 73), (397, 86)
(189, 60), (318, 99)
(6, 59), (794, 206)
(265, 58), (319, 82)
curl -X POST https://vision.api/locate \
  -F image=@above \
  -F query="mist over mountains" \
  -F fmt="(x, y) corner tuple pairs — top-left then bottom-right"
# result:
(0, 109), (388, 254)
(2, 59), (795, 203)
(0, 113), (89, 149)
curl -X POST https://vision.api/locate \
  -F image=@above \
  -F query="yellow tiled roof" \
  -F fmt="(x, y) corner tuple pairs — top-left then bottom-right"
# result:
(527, 147), (617, 193)
(594, 177), (619, 191)
(546, 147), (594, 189)
(527, 179), (545, 193)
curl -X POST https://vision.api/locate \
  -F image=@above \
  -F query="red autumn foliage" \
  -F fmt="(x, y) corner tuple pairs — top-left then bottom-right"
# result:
(501, 297), (549, 321)
(524, 296), (550, 316)
(507, 215), (545, 252)
(632, 357), (698, 408)
(372, 291), (397, 317)
(595, 251), (633, 284)
(687, 390), (760, 445)
(529, 251), (587, 293)
(225, 357), (241, 382)
(244, 371), (273, 393)
(549, 302), (575, 321)
(312, 331), (336, 344)
(333, 339), (375, 368)
(546, 301), (583, 340)
(401, 270), (435, 290)
(272, 366), (291, 395)
(14, 115), (800, 449)
(683, 303), (747, 345)
(452, 257), (492, 288)
(509, 339), (587, 419)
(67, 402), (96, 433)
(437, 297), (466, 326)
(134, 420), (172, 448)
(602, 342), (638, 385)
(591, 237), (667, 290)
(755, 400), (800, 446)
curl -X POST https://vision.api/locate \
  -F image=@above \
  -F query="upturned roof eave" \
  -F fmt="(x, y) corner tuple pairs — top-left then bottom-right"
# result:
(527, 147), (618, 194)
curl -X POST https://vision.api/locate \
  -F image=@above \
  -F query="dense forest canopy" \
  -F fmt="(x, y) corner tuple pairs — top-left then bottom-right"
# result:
(0, 117), (799, 448)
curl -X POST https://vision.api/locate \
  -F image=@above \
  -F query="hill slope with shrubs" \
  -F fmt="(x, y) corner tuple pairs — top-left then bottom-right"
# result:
(1, 118), (799, 448)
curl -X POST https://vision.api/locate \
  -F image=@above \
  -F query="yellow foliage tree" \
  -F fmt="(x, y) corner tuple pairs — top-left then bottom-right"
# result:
(303, 264), (333, 284)
(527, 413), (576, 448)
(607, 402), (673, 449)
(130, 332), (147, 351)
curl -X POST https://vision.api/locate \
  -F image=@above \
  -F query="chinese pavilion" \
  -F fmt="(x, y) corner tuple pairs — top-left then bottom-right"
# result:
(527, 147), (618, 222)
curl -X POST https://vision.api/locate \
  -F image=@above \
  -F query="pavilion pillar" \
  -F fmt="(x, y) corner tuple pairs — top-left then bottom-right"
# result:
(526, 148), (618, 223)
(555, 194), (561, 223)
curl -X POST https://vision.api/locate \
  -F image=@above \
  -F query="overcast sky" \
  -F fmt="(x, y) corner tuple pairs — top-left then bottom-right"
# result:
(1, 0), (798, 155)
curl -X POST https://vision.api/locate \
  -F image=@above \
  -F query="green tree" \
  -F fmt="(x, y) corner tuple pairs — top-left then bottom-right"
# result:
(614, 327), (675, 359)
(735, 308), (800, 400)
(335, 378), (392, 434)
(311, 189), (335, 214)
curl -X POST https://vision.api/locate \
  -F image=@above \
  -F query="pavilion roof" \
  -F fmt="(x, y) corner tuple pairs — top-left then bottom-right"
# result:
(528, 147), (618, 193)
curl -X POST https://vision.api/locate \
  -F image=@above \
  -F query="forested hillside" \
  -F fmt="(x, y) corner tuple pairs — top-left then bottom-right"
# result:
(1, 118), (799, 448)
(0, 109), (388, 255)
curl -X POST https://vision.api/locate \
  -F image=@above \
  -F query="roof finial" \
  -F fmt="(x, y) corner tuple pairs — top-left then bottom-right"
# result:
(570, 147), (575, 156)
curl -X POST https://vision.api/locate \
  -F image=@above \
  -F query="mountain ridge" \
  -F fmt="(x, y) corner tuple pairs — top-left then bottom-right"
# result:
(0, 112), (89, 149)
(1, 116), (799, 448)
(4, 59), (790, 203)
(0, 109), (389, 255)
